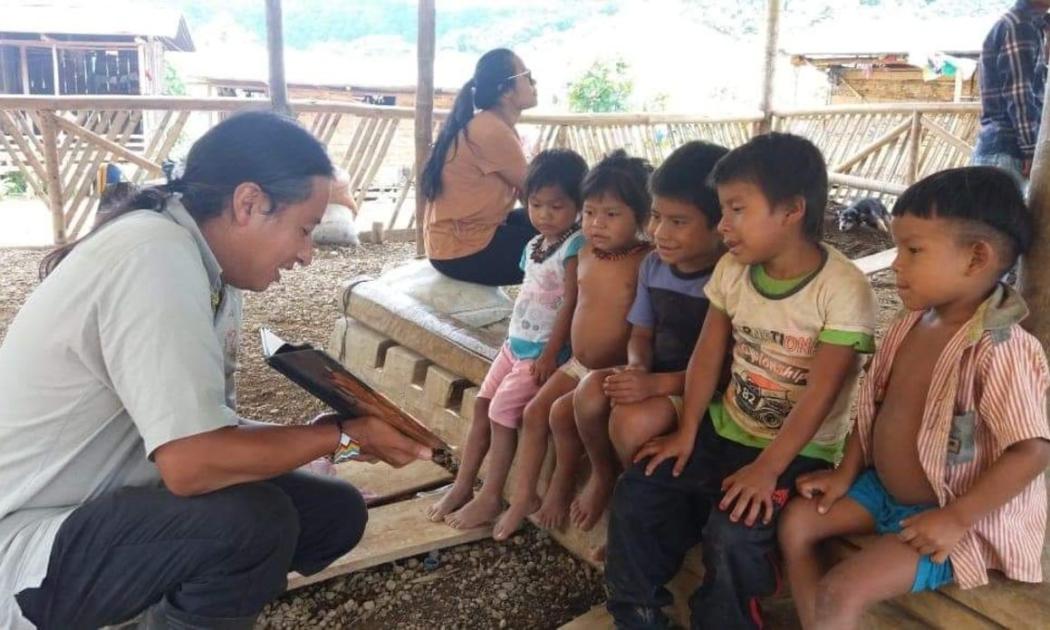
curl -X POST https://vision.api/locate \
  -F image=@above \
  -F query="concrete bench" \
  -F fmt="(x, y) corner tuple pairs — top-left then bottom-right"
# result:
(328, 277), (1049, 628)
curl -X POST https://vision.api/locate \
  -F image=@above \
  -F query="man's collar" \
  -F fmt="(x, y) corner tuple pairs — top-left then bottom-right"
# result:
(162, 197), (224, 292)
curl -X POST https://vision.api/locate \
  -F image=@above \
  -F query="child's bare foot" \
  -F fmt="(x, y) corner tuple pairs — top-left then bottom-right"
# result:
(444, 493), (503, 530)
(533, 484), (573, 531)
(493, 496), (541, 541)
(425, 485), (472, 522)
(589, 543), (607, 564)
(570, 472), (615, 531)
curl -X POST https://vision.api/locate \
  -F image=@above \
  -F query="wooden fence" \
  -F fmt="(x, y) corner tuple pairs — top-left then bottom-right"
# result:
(0, 96), (979, 244)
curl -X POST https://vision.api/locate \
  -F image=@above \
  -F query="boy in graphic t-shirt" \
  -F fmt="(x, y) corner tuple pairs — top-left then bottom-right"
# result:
(606, 133), (877, 630)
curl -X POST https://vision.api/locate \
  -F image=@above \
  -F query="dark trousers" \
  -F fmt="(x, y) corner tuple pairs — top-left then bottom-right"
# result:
(429, 209), (538, 286)
(605, 419), (827, 630)
(16, 471), (366, 630)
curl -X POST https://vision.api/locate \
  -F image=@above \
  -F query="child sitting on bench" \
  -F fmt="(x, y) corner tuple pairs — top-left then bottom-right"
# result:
(779, 166), (1050, 629)
(426, 149), (588, 529)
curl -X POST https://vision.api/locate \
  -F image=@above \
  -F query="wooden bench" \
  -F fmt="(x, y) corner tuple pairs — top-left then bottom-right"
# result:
(328, 276), (1049, 629)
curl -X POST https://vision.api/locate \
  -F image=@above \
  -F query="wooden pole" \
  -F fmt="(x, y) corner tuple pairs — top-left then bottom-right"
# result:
(265, 0), (291, 116)
(907, 110), (922, 183)
(758, 0), (781, 134)
(415, 0), (436, 257)
(38, 111), (66, 244)
(1021, 77), (1050, 352)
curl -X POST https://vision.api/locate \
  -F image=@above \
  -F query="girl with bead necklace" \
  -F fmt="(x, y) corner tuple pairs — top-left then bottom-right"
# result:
(427, 149), (588, 529)
(494, 150), (654, 540)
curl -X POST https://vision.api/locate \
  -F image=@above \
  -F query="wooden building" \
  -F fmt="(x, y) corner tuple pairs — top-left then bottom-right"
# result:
(785, 16), (990, 104)
(0, 1), (194, 97)
(190, 76), (457, 110)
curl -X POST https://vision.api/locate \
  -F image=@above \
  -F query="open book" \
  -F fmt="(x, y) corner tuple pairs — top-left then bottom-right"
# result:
(260, 328), (447, 453)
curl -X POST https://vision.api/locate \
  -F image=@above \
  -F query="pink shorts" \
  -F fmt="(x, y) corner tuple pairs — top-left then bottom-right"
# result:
(477, 344), (542, 429)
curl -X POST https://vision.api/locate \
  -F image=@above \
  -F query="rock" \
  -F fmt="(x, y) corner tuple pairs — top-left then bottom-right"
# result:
(363, 601), (375, 611)
(407, 558), (420, 569)
(385, 580), (397, 591)
(312, 203), (360, 247)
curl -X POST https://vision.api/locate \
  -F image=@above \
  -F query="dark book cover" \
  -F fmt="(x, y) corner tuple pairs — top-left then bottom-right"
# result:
(260, 328), (448, 452)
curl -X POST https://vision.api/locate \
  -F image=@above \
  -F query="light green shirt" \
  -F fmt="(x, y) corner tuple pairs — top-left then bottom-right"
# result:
(0, 199), (241, 629)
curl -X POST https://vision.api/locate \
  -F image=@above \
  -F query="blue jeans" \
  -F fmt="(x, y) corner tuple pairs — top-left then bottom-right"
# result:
(605, 419), (828, 630)
(971, 152), (1027, 193)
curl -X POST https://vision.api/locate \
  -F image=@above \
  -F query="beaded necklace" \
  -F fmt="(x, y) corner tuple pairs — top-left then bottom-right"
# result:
(592, 242), (650, 261)
(529, 226), (580, 264)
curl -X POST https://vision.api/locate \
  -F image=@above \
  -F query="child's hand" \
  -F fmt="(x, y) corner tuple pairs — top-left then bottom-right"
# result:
(720, 461), (779, 527)
(795, 469), (852, 515)
(531, 353), (558, 385)
(603, 369), (652, 405)
(634, 429), (695, 477)
(899, 507), (969, 564)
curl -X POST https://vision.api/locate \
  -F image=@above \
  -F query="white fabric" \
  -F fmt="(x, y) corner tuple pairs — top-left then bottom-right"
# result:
(311, 203), (360, 247)
(376, 258), (513, 328)
(507, 232), (583, 359)
(0, 199), (241, 629)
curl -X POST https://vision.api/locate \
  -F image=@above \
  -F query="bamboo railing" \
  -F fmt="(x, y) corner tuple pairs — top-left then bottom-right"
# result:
(0, 96), (979, 244)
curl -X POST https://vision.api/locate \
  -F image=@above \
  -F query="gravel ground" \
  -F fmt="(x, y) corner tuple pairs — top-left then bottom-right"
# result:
(0, 215), (899, 629)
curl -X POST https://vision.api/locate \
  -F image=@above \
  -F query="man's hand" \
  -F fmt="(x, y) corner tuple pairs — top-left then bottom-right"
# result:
(634, 428), (695, 477)
(603, 366), (653, 405)
(531, 352), (558, 386)
(795, 468), (854, 515)
(719, 460), (779, 527)
(899, 507), (968, 564)
(313, 413), (432, 468)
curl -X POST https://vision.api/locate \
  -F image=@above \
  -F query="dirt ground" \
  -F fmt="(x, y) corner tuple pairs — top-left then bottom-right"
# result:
(0, 212), (899, 630)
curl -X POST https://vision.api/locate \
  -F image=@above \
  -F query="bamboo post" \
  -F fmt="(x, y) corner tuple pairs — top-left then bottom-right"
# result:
(39, 111), (66, 244)
(415, 0), (436, 257)
(265, 0), (291, 116)
(907, 110), (922, 183)
(758, 0), (781, 134)
(1021, 78), (1050, 352)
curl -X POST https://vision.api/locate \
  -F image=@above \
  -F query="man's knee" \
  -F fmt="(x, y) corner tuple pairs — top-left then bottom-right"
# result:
(208, 482), (301, 550)
(322, 480), (368, 559)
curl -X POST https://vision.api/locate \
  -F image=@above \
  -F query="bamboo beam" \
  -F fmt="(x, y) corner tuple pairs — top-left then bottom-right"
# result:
(831, 118), (911, 174)
(265, 0), (291, 116)
(774, 103), (980, 117)
(907, 110), (922, 184)
(415, 0), (436, 256)
(38, 111), (66, 244)
(51, 114), (162, 175)
(919, 114), (975, 156)
(828, 172), (907, 196)
(1021, 76), (1050, 352)
(758, 0), (781, 133)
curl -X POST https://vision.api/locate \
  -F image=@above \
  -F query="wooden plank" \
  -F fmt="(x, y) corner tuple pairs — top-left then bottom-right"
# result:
(332, 458), (451, 506)
(558, 605), (611, 630)
(853, 248), (897, 275)
(286, 495), (490, 590)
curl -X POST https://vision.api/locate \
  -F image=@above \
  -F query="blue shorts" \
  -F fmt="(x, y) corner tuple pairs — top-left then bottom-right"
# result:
(846, 469), (955, 592)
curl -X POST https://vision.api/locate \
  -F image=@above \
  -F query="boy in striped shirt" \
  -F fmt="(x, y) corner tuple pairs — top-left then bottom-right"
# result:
(779, 166), (1050, 629)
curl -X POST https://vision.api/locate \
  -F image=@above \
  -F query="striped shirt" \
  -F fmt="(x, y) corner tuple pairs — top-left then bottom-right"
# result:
(975, 0), (1050, 160)
(854, 284), (1050, 589)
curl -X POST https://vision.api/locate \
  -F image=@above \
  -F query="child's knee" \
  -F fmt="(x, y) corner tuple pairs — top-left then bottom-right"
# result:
(548, 397), (577, 435)
(573, 371), (608, 421)
(814, 575), (864, 620)
(777, 497), (817, 551)
(609, 407), (645, 454)
(522, 398), (548, 428)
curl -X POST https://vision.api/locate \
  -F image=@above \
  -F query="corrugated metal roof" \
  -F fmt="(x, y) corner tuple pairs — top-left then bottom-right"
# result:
(2, 1), (194, 51)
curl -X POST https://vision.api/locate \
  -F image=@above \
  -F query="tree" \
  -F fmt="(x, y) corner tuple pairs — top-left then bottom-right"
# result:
(567, 58), (633, 113)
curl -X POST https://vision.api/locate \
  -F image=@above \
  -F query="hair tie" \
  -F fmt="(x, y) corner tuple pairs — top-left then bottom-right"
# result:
(161, 159), (186, 193)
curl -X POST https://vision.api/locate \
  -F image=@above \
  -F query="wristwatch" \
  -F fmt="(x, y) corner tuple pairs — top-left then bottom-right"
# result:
(331, 419), (363, 464)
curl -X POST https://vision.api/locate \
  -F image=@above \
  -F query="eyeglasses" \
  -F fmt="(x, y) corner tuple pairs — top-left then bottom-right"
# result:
(505, 69), (535, 85)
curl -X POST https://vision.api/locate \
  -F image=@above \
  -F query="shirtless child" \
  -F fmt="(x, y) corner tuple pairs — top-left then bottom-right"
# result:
(492, 150), (652, 541)
(779, 167), (1050, 629)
